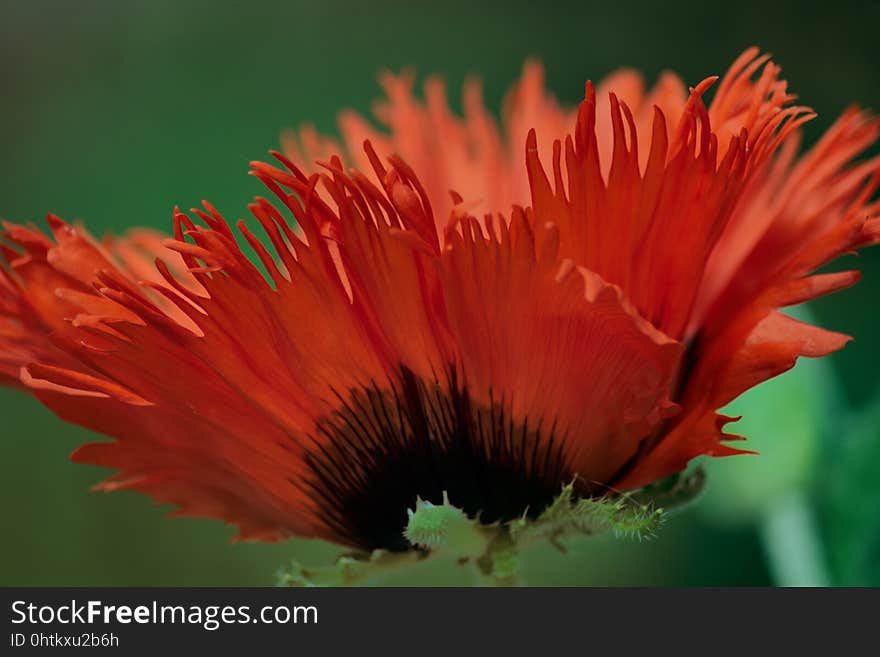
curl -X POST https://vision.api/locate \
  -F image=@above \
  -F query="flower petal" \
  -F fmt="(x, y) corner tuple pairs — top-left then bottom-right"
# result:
(440, 209), (683, 485)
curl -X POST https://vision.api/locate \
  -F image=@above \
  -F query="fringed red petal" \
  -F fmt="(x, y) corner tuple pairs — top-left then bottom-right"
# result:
(2, 49), (878, 546)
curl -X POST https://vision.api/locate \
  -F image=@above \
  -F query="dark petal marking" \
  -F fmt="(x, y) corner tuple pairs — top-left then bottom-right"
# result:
(302, 367), (585, 552)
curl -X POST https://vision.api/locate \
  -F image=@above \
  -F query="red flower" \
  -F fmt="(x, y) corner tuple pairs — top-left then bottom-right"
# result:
(1, 49), (877, 551)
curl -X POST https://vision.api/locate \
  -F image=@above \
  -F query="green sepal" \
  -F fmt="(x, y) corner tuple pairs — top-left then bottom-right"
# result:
(509, 481), (666, 547)
(279, 474), (700, 586)
(403, 491), (493, 558)
(630, 466), (706, 512)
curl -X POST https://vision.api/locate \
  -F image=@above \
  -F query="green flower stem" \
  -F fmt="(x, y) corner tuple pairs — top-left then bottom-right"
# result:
(277, 550), (426, 587)
(473, 566), (521, 587)
(473, 532), (522, 586)
(759, 491), (830, 587)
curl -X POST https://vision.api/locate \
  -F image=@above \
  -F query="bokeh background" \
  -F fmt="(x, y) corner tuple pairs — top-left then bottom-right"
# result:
(1, 0), (878, 585)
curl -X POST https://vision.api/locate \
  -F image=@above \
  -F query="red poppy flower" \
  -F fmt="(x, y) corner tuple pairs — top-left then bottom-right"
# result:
(1, 49), (877, 551)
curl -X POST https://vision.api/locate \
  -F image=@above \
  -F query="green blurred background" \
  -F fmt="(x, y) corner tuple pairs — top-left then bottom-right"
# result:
(1, 0), (878, 585)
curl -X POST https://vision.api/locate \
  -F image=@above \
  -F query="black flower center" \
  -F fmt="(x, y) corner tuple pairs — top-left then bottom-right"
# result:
(300, 367), (587, 552)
